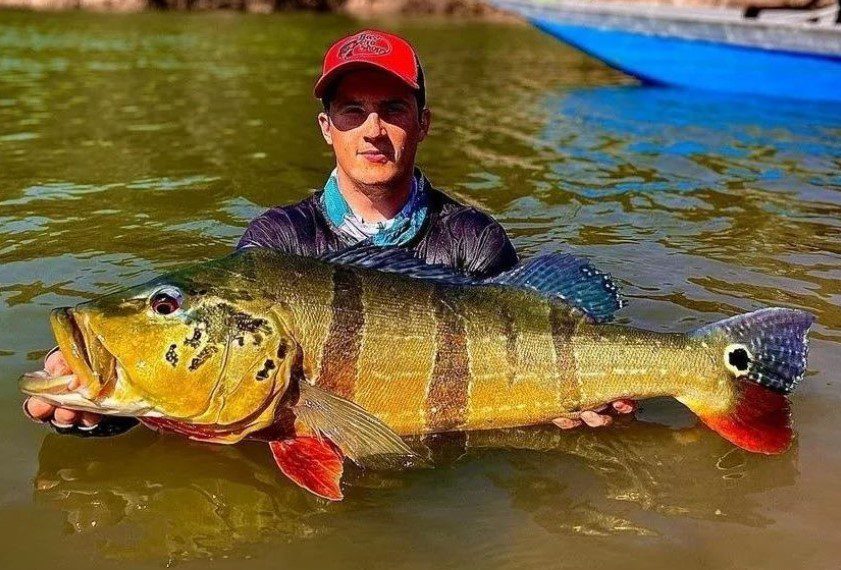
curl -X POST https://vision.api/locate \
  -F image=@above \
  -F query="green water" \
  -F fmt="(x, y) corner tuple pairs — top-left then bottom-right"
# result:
(1, 10), (840, 569)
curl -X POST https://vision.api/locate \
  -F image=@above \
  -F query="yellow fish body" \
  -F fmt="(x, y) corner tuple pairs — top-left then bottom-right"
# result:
(20, 247), (814, 500)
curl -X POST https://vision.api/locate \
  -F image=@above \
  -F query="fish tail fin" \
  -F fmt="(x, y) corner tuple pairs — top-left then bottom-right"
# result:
(683, 308), (815, 454)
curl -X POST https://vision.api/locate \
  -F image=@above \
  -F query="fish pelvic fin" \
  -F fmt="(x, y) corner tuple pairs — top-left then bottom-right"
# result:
(683, 307), (815, 454)
(269, 437), (344, 501)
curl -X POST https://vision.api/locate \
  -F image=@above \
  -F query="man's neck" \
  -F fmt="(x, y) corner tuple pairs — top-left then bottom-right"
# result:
(335, 168), (414, 223)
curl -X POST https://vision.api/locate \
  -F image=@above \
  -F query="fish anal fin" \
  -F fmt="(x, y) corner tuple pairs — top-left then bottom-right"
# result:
(269, 437), (344, 501)
(693, 379), (792, 454)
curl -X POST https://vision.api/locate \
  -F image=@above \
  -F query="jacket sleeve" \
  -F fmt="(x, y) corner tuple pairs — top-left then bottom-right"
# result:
(236, 209), (300, 253)
(457, 213), (519, 279)
(50, 417), (139, 438)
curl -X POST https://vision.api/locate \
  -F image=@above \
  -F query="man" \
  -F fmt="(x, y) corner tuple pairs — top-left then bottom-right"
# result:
(24, 30), (633, 437)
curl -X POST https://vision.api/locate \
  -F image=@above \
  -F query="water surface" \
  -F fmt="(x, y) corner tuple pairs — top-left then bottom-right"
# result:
(0, 11), (839, 569)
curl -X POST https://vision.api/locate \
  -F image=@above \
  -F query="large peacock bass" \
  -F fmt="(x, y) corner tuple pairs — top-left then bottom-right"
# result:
(20, 246), (814, 500)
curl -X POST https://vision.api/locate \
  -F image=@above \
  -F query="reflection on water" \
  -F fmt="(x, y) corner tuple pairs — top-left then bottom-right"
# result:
(35, 430), (327, 563)
(35, 419), (798, 562)
(467, 422), (797, 535)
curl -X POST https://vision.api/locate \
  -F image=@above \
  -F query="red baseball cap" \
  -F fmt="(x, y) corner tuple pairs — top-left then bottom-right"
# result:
(314, 30), (423, 100)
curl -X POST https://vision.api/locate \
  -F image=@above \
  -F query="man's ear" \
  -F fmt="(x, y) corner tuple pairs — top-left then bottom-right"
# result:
(418, 108), (431, 142)
(317, 112), (333, 145)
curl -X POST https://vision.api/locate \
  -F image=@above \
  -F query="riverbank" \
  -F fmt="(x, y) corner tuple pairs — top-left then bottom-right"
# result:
(0, 0), (833, 17)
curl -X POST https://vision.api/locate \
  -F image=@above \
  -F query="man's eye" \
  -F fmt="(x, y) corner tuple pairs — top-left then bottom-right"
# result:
(384, 103), (407, 114)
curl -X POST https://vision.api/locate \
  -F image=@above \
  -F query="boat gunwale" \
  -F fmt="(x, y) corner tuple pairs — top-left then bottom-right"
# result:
(493, 0), (841, 57)
(495, 0), (841, 31)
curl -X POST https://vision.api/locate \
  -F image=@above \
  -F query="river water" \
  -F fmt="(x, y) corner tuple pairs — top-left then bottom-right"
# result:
(0, 10), (839, 569)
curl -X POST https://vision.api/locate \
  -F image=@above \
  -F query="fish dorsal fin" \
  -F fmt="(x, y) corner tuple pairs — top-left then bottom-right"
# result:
(321, 244), (623, 322)
(295, 381), (428, 470)
(487, 253), (624, 323)
(320, 243), (474, 285)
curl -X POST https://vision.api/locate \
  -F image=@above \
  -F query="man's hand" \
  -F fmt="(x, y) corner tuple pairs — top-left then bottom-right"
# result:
(23, 349), (102, 429)
(552, 400), (636, 429)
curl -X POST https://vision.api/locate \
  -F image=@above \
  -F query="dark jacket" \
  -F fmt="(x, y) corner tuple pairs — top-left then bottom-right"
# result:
(237, 183), (518, 279)
(63, 180), (517, 438)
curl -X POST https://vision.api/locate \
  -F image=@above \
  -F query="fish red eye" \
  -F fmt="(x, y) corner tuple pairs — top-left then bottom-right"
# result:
(151, 288), (183, 316)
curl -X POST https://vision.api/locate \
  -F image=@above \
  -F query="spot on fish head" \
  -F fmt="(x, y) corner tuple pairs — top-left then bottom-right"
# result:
(184, 327), (203, 348)
(256, 359), (276, 381)
(165, 344), (178, 367)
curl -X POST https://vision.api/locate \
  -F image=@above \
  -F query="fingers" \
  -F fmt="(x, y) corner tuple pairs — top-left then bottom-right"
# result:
(79, 412), (102, 428)
(23, 398), (100, 429)
(551, 400), (637, 430)
(24, 350), (97, 431)
(612, 399), (636, 414)
(552, 417), (583, 430)
(52, 407), (80, 427)
(580, 410), (613, 428)
(24, 397), (56, 422)
(551, 410), (613, 430)
(44, 348), (72, 376)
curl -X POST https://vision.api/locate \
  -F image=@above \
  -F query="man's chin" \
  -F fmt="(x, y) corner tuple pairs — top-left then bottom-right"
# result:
(352, 164), (402, 188)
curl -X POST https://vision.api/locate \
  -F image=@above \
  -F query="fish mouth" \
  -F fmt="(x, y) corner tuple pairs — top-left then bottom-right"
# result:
(19, 307), (118, 411)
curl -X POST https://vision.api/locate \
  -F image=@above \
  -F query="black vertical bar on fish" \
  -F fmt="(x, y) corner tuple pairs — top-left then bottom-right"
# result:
(316, 267), (365, 399)
(550, 304), (580, 408)
(426, 287), (470, 432)
(501, 307), (518, 386)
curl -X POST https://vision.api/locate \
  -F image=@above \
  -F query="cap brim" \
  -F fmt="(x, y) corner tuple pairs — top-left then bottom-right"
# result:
(314, 60), (420, 98)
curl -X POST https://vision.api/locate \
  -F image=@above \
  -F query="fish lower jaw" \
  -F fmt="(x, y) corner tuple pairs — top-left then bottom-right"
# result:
(20, 367), (154, 417)
(24, 392), (151, 417)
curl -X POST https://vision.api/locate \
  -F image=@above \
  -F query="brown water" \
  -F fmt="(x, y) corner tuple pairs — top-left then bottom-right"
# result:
(1, 10), (839, 569)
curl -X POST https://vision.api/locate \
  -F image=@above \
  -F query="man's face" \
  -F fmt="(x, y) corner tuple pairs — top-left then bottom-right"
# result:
(318, 69), (431, 191)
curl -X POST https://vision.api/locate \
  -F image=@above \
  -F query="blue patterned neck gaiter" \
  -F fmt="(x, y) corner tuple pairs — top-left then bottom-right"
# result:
(320, 168), (429, 246)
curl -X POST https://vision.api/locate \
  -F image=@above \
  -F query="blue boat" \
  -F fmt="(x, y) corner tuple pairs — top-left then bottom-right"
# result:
(491, 0), (841, 102)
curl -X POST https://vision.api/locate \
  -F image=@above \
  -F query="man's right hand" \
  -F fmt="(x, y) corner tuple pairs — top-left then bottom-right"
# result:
(23, 349), (103, 429)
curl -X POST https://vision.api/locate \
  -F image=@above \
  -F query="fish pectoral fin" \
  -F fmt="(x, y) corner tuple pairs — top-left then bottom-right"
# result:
(295, 381), (429, 470)
(269, 437), (344, 501)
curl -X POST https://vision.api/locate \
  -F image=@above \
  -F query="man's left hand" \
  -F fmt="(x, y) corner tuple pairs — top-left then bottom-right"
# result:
(552, 400), (636, 429)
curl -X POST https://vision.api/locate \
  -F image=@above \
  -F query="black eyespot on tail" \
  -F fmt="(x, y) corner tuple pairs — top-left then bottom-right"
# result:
(693, 308), (815, 394)
(728, 347), (750, 372)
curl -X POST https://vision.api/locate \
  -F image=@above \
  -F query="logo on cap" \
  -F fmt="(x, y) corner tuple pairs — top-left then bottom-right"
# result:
(338, 32), (392, 60)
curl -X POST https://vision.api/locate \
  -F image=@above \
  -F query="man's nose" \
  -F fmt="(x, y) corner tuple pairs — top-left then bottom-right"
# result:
(361, 112), (385, 137)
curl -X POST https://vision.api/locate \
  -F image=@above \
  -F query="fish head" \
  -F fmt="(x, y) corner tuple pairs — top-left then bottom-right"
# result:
(21, 260), (299, 434)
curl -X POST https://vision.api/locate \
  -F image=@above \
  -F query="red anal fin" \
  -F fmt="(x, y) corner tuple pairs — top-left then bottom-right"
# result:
(269, 436), (345, 501)
(698, 380), (792, 454)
